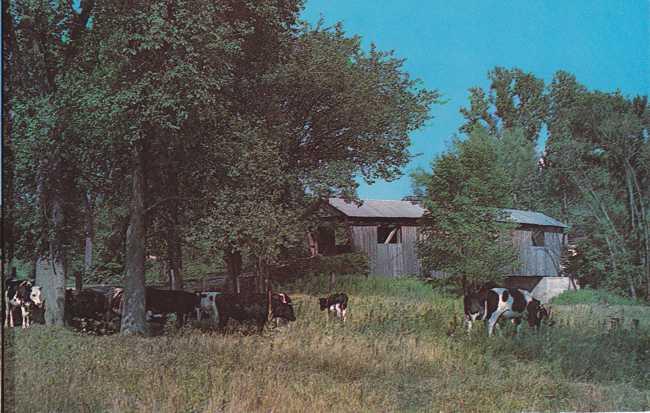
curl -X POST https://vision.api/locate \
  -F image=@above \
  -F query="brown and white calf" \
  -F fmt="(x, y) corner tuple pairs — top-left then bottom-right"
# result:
(464, 287), (550, 336)
(319, 293), (348, 322)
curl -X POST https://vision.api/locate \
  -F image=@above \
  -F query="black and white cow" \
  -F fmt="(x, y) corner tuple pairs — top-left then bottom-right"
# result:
(195, 291), (222, 323)
(214, 292), (296, 332)
(319, 293), (348, 322)
(464, 287), (550, 336)
(4, 279), (44, 328)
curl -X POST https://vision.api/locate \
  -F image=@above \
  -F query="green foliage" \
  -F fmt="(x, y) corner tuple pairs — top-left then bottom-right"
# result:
(460, 67), (548, 142)
(305, 253), (370, 277)
(415, 126), (519, 288)
(493, 127), (542, 210)
(551, 288), (642, 306)
(544, 71), (649, 298)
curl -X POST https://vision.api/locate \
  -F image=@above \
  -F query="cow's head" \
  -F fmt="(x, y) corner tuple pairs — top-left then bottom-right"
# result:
(536, 304), (553, 326)
(272, 293), (296, 322)
(463, 292), (486, 322)
(30, 286), (44, 308)
(318, 297), (328, 311)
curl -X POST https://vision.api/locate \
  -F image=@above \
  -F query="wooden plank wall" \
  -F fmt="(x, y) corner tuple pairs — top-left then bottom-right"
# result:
(401, 226), (420, 276)
(351, 226), (378, 275)
(351, 225), (421, 277)
(511, 230), (563, 276)
(376, 244), (403, 276)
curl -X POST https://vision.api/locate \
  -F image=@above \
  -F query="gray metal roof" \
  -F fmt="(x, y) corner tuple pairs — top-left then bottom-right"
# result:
(498, 208), (568, 228)
(328, 198), (426, 218)
(328, 198), (568, 228)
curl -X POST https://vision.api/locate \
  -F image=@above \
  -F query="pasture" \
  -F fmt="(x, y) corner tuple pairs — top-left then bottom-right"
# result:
(5, 276), (650, 412)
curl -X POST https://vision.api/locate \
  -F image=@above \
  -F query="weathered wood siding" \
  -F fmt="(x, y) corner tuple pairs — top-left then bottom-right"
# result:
(376, 244), (403, 276)
(351, 226), (378, 275)
(401, 226), (421, 275)
(351, 225), (420, 277)
(511, 230), (563, 276)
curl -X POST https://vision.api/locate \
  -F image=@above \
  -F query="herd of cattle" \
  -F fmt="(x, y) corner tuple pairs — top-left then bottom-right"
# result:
(5, 277), (550, 336)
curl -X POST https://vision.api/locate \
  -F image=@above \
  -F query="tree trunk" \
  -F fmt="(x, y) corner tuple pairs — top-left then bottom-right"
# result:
(167, 226), (182, 290)
(83, 191), (94, 279)
(121, 144), (147, 335)
(165, 153), (183, 290)
(2, 0), (15, 268)
(225, 248), (242, 294)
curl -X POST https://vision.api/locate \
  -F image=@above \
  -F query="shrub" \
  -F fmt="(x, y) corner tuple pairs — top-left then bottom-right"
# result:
(551, 288), (641, 306)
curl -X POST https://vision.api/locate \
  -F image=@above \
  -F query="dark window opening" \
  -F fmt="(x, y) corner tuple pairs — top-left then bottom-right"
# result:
(377, 225), (401, 244)
(532, 229), (545, 247)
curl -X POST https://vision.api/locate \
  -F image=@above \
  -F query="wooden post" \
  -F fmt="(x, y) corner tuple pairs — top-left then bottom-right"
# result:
(74, 270), (82, 292)
(329, 272), (336, 293)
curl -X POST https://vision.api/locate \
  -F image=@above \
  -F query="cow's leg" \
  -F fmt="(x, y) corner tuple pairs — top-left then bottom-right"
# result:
(341, 308), (347, 323)
(210, 303), (219, 325)
(9, 305), (15, 328)
(196, 308), (202, 322)
(487, 310), (505, 337)
(512, 317), (522, 336)
(4, 301), (9, 328)
(21, 306), (29, 329)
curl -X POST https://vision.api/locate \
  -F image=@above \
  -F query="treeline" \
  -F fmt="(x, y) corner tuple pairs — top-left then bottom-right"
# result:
(413, 68), (650, 300)
(3, 1), (438, 334)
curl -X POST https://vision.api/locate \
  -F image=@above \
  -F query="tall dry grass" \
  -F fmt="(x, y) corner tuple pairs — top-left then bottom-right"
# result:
(6, 276), (650, 412)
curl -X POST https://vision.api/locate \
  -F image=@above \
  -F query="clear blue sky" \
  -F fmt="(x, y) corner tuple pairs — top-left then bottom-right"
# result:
(301, 1), (649, 200)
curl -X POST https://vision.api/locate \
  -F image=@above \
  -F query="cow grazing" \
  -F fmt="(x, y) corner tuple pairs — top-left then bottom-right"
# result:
(464, 287), (550, 336)
(196, 291), (222, 323)
(214, 292), (296, 332)
(5, 279), (42, 328)
(65, 288), (113, 325)
(319, 293), (348, 322)
(145, 287), (201, 327)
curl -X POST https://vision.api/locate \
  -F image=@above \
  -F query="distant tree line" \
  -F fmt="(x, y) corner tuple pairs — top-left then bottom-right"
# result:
(414, 67), (649, 300)
(3, 0), (439, 334)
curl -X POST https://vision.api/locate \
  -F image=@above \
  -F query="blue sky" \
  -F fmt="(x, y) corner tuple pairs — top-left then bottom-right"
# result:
(301, 1), (649, 200)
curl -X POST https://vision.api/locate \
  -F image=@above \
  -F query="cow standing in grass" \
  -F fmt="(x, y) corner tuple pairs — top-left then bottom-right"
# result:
(215, 292), (296, 332)
(145, 287), (201, 327)
(319, 292), (348, 322)
(464, 286), (550, 336)
(5, 279), (44, 328)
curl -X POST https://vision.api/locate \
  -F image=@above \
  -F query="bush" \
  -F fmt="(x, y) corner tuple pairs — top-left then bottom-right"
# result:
(306, 253), (369, 277)
(551, 288), (641, 306)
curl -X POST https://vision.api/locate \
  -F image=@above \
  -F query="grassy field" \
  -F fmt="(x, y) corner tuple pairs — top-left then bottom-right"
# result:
(5, 276), (650, 412)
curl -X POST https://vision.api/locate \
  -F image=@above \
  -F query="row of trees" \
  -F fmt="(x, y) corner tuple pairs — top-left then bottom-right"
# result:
(4, 0), (439, 334)
(414, 67), (649, 299)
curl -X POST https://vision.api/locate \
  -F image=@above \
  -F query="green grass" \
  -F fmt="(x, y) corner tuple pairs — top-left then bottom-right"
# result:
(5, 276), (650, 412)
(551, 287), (642, 306)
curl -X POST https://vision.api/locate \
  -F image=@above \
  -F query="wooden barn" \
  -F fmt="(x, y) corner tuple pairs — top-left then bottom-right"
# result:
(314, 198), (571, 300)
(313, 198), (426, 277)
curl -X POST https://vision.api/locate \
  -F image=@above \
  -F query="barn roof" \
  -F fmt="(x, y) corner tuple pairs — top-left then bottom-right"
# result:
(328, 198), (568, 228)
(498, 209), (568, 228)
(328, 198), (426, 218)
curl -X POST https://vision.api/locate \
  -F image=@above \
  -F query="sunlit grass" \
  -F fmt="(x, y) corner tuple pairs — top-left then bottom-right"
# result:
(6, 275), (650, 412)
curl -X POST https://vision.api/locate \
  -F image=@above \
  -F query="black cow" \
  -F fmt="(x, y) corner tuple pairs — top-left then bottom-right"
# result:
(5, 279), (44, 328)
(319, 292), (348, 322)
(145, 287), (201, 327)
(215, 292), (296, 332)
(464, 287), (550, 336)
